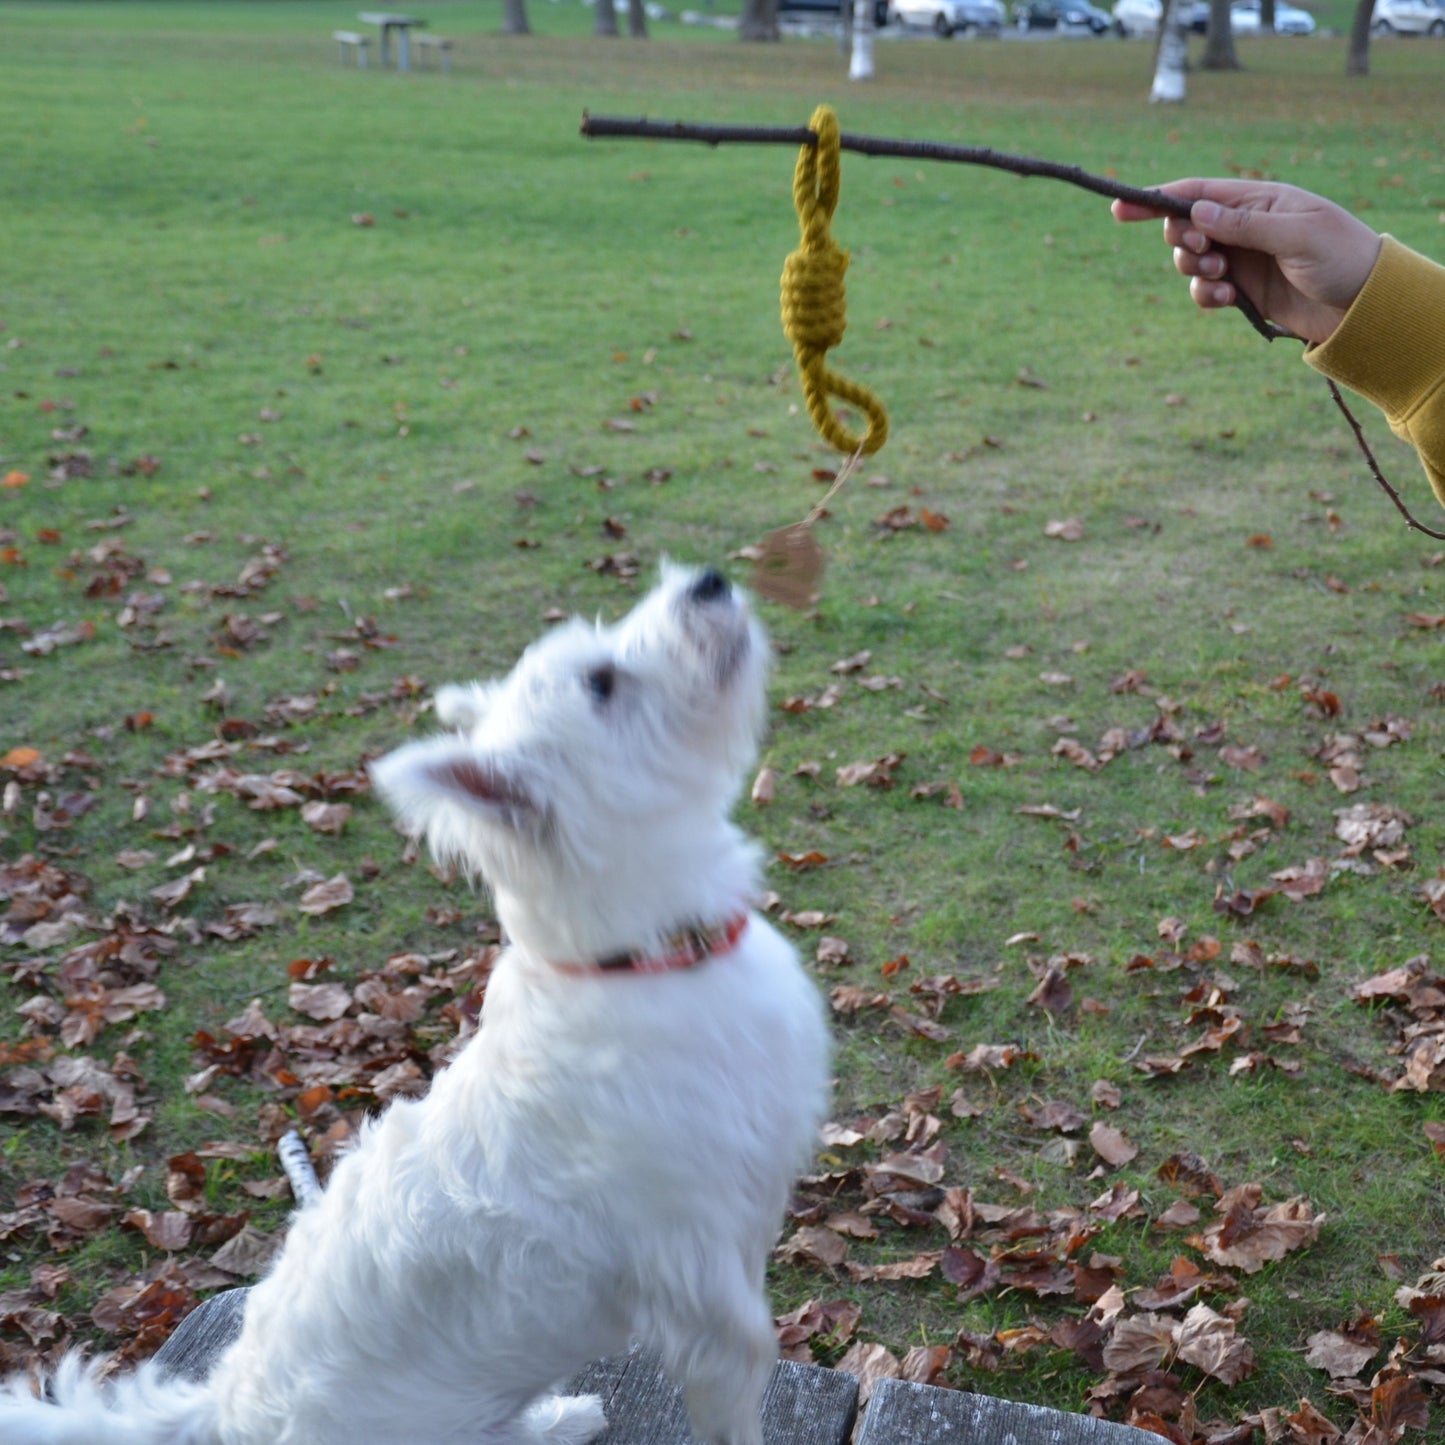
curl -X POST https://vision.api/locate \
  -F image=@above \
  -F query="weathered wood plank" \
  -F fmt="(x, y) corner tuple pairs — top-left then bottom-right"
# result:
(152, 1286), (252, 1384)
(856, 1378), (1161, 1445)
(567, 1353), (638, 1408)
(160, 1311), (1149, 1445)
(569, 1350), (857, 1445)
(762, 1358), (857, 1445)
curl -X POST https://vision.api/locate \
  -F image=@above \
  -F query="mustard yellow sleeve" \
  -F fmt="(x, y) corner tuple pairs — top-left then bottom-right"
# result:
(1304, 235), (1445, 511)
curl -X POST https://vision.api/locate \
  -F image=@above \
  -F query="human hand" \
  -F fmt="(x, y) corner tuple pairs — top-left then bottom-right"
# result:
(1112, 179), (1382, 344)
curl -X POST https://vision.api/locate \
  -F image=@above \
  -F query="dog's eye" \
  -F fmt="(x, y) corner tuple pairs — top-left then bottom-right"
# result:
(585, 665), (617, 704)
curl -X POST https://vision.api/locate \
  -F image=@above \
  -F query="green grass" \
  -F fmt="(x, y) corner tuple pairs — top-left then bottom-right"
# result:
(3, 1), (1445, 1432)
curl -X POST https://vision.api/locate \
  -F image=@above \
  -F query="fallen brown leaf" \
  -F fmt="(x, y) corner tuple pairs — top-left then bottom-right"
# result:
(297, 874), (353, 915)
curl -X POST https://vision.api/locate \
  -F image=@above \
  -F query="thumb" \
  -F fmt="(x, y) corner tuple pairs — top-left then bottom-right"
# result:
(1189, 199), (1292, 257)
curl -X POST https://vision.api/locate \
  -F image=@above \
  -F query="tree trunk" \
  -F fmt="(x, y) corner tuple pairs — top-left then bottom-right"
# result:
(502, 0), (530, 34)
(627, 0), (648, 36)
(1346, 0), (1372, 72)
(594, 0), (620, 36)
(739, 0), (781, 38)
(1150, 0), (1189, 101)
(849, 0), (876, 77)
(1201, 0), (1239, 67)
(1259, 0), (1275, 27)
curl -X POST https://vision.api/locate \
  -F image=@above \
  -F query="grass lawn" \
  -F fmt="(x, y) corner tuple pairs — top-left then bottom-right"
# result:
(3, 2), (1445, 1436)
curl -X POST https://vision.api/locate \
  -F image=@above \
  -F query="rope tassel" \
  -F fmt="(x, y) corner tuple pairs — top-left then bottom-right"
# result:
(780, 105), (888, 457)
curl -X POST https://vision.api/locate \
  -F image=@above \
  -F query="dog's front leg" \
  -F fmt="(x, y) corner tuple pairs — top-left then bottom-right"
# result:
(668, 1298), (776, 1445)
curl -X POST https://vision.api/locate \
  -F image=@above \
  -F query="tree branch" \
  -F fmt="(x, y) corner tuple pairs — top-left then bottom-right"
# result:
(582, 113), (1191, 213)
(580, 111), (1445, 541)
(1325, 380), (1445, 541)
(580, 112), (1287, 341)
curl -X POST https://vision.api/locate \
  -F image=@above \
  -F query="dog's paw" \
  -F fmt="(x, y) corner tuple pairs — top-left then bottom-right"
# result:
(521, 1393), (607, 1445)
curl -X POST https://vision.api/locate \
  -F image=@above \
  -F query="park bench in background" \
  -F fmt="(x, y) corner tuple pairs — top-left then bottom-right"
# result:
(414, 32), (454, 71)
(153, 1285), (1158, 1445)
(332, 30), (371, 66)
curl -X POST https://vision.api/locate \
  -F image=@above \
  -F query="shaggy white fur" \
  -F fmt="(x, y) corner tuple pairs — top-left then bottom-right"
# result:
(0, 564), (831, 1445)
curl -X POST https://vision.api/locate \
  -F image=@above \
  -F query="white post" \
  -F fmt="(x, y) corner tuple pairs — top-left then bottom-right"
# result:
(849, 0), (876, 79)
(1150, 0), (1188, 101)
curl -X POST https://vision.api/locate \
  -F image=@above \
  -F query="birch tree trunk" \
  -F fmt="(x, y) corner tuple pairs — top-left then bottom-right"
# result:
(1201, 0), (1240, 67)
(1346, 0), (1373, 73)
(1150, 0), (1188, 102)
(849, 0), (876, 76)
(502, 0), (530, 34)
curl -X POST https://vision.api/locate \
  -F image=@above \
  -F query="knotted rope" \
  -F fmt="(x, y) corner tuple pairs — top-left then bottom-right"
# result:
(780, 105), (888, 457)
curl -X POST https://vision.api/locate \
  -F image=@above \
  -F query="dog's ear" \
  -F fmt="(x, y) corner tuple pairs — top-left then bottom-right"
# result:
(433, 682), (492, 732)
(370, 737), (540, 830)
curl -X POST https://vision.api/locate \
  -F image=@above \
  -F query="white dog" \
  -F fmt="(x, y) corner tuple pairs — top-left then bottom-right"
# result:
(0, 564), (831, 1445)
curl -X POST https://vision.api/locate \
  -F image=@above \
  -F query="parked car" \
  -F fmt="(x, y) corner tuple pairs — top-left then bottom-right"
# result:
(778, 0), (891, 26)
(892, 0), (1005, 31)
(1111, 0), (1162, 34)
(1185, 0), (1314, 29)
(1015, 0), (1112, 29)
(1372, 0), (1445, 32)
(1227, 0), (1316, 29)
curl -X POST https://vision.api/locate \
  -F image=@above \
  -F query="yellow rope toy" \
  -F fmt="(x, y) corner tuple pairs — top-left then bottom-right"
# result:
(780, 105), (888, 458)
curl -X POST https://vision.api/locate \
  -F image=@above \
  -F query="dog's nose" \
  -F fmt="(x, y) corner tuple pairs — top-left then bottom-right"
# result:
(689, 568), (731, 604)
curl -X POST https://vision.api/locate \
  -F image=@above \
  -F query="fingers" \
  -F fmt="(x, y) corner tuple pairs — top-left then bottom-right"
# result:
(1110, 178), (1237, 224)
(1188, 275), (1236, 310)
(1172, 240), (1227, 281)
(1113, 189), (1236, 313)
(1111, 198), (1167, 223)
(1182, 196), (1283, 254)
(1163, 216), (1213, 252)
(1174, 242), (1234, 312)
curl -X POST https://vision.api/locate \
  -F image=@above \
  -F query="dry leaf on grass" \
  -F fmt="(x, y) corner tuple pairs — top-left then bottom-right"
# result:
(775, 1226), (849, 1271)
(1101, 1312), (1177, 1374)
(297, 874), (353, 915)
(301, 800), (351, 835)
(834, 1341), (902, 1405)
(1192, 1185), (1324, 1272)
(1175, 1303), (1256, 1385)
(1304, 1326), (1379, 1379)
(1089, 1122), (1138, 1168)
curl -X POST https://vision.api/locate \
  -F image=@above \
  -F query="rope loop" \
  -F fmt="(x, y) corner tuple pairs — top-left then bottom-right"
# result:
(779, 105), (888, 457)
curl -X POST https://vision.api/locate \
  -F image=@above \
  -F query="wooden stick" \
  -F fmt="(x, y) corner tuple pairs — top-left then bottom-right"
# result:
(1325, 380), (1445, 541)
(581, 111), (1445, 542)
(583, 113), (1192, 213)
(580, 112), (1288, 341)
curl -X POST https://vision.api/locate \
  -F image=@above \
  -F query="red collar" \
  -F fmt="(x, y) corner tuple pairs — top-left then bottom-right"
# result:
(550, 914), (749, 977)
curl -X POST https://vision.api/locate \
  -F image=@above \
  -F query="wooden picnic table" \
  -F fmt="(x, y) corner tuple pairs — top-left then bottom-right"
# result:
(357, 11), (426, 71)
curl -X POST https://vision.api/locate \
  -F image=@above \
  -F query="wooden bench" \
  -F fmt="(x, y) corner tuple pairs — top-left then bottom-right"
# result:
(413, 32), (454, 71)
(153, 1286), (1159, 1445)
(332, 29), (371, 67)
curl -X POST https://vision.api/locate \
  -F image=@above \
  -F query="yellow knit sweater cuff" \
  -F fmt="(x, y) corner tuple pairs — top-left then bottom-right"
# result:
(1304, 235), (1445, 510)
